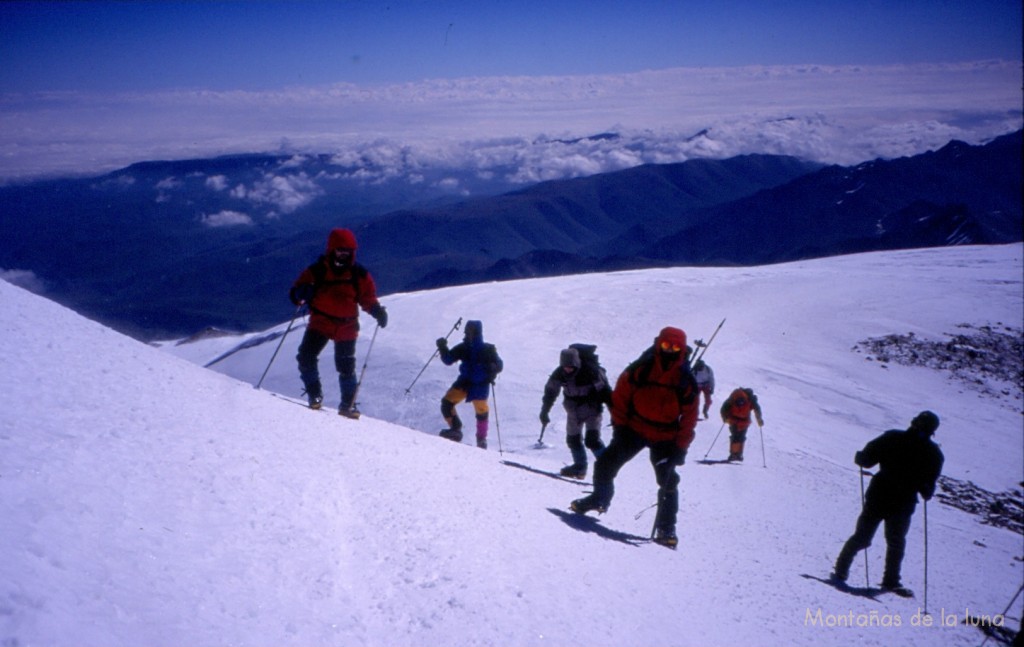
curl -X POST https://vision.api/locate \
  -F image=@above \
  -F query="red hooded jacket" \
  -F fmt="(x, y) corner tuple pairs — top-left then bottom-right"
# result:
(611, 327), (698, 450)
(721, 387), (762, 432)
(291, 228), (380, 341)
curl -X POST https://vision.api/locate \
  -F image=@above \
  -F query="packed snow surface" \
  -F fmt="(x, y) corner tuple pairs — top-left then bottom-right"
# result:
(2, 244), (1022, 646)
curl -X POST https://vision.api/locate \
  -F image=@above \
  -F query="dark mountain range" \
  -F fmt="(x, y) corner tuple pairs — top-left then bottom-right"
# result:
(0, 153), (521, 338)
(375, 131), (1021, 290)
(353, 153), (822, 291)
(641, 131), (1022, 266)
(1, 131), (1019, 340)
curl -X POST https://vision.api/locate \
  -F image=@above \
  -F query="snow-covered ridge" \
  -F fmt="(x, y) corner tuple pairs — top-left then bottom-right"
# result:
(3, 244), (1022, 646)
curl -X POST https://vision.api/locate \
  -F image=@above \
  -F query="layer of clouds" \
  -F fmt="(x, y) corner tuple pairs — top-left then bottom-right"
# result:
(200, 210), (253, 227)
(0, 61), (1019, 184)
(229, 172), (322, 215)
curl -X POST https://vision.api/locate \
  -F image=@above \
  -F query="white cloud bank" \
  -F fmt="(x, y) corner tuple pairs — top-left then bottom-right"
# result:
(0, 61), (1019, 184)
(200, 210), (253, 227)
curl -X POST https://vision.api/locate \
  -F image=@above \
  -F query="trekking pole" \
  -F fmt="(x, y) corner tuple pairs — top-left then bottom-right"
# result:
(690, 318), (726, 368)
(634, 501), (658, 520)
(405, 317), (462, 394)
(980, 583), (1024, 647)
(349, 323), (380, 409)
(703, 422), (726, 460)
(758, 423), (767, 468)
(923, 500), (929, 615)
(860, 469), (870, 586)
(490, 380), (504, 455)
(255, 304), (304, 390)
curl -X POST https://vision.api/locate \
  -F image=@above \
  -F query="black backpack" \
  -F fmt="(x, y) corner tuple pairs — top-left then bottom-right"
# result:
(308, 256), (368, 300)
(569, 343), (603, 377)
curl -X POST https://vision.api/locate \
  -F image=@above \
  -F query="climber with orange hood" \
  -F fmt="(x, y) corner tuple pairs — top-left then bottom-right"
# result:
(570, 326), (699, 548)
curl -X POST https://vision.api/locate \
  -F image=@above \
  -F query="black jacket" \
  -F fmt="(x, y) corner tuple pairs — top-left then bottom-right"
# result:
(856, 429), (944, 515)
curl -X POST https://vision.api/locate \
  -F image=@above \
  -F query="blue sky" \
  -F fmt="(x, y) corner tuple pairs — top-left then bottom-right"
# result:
(2, 0), (1021, 93)
(0, 1), (1020, 182)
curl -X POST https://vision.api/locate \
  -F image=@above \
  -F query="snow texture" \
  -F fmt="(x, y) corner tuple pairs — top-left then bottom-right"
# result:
(2, 244), (1022, 646)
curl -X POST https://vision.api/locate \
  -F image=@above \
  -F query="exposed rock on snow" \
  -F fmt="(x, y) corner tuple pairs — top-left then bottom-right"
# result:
(936, 475), (1024, 535)
(853, 323), (1024, 408)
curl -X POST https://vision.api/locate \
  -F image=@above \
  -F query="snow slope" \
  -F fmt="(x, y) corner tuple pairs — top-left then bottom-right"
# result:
(3, 244), (1022, 647)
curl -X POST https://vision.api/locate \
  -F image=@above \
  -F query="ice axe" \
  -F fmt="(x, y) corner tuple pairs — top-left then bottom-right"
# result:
(690, 317), (725, 368)
(533, 422), (550, 449)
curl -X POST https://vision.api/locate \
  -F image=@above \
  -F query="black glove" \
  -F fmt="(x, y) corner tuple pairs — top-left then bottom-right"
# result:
(854, 451), (868, 467)
(290, 283), (315, 306)
(370, 304), (388, 328)
(539, 407), (551, 425)
(674, 448), (687, 466)
(436, 337), (448, 351)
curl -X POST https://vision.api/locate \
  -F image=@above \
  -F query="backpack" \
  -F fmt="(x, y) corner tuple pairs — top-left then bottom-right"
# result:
(569, 343), (604, 378)
(628, 347), (697, 408)
(308, 256), (368, 301)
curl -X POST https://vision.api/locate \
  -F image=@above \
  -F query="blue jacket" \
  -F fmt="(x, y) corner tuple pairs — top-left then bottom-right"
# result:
(440, 320), (503, 400)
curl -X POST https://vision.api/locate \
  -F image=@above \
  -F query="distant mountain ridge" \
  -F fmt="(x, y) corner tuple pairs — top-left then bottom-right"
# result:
(0, 131), (1019, 339)
(374, 131), (1022, 290)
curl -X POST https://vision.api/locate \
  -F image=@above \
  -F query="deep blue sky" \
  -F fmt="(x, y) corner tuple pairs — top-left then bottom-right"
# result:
(2, 0), (1021, 93)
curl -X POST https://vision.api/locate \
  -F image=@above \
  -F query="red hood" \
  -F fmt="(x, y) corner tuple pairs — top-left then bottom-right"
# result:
(657, 326), (687, 349)
(326, 228), (358, 253)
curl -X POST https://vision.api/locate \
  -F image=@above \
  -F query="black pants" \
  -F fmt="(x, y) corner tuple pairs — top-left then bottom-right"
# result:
(834, 505), (913, 586)
(296, 328), (357, 405)
(592, 425), (680, 531)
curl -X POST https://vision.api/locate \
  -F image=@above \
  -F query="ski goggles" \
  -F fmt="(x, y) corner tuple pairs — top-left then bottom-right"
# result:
(659, 340), (682, 353)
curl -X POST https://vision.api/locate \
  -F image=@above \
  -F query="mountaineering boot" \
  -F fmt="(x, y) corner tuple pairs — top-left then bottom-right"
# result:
(559, 464), (587, 480)
(653, 526), (678, 549)
(570, 495), (606, 515)
(475, 417), (488, 450)
(439, 428), (464, 443)
(339, 374), (358, 415)
(881, 579), (914, 598)
(338, 405), (361, 419)
(882, 583), (914, 598)
(727, 441), (744, 462)
(304, 383), (324, 410)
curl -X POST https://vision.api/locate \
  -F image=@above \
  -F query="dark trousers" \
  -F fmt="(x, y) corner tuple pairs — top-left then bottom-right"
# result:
(834, 506), (913, 586)
(296, 328), (357, 405)
(592, 425), (680, 531)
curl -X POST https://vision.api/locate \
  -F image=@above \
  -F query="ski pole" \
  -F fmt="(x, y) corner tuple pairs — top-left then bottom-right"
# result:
(634, 501), (657, 520)
(758, 423), (767, 468)
(490, 380), (503, 455)
(349, 323), (380, 409)
(860, 468), (870, 587)
(255, 304), (304, 390)
(690, 318), (726, 368)
(703, 422), (726, 459)
(923, 500), (929, 615)
(405, 317), (462, 394)
(980, 583), (1024, 647)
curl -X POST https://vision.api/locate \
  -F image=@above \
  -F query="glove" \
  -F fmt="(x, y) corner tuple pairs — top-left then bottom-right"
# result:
(370, 304), (388, 328)
(289, 283), (315, 306)
(674, 447), (687, 466)
(853, 450), (868, 467)
(756, 414), (764, 426)
(539, 407), (551, 425)
(436, 338), (448, 351)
